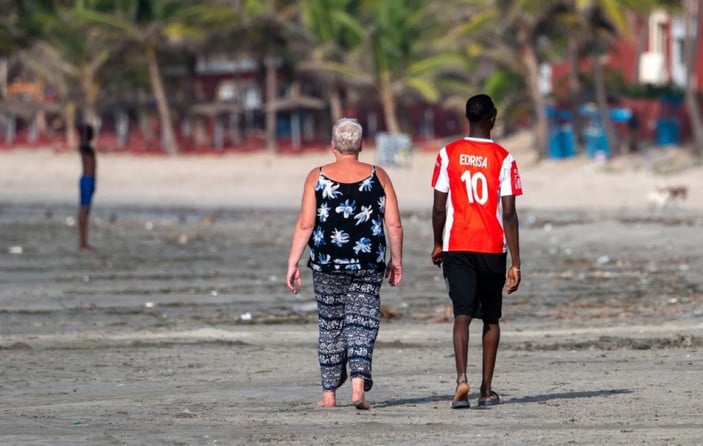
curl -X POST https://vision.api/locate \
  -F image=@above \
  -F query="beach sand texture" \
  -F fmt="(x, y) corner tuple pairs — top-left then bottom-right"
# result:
(1, 137), (702, 445)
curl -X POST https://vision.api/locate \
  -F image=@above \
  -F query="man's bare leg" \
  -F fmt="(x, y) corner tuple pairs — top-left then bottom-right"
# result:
(450, 315), (471, 407)
(480, 321), (500, 400)
(453, 315), (471, 382)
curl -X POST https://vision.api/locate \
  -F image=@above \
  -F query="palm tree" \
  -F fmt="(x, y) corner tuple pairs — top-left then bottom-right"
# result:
(298, 1), (466, 136)
(0, 1), (54, 138)
(77, 0), (237, 154)
(360, 0), (468, 135)
(297, 0), (365, 123)
(0, 0), (33, 96)
(24, 2), (118, 130)
(445, 0), (568, 159)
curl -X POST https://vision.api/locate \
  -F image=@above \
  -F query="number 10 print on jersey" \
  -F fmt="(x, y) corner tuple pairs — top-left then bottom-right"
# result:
(431, 137), (523, 254)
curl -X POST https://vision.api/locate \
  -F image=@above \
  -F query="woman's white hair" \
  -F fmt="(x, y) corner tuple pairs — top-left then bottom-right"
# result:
(332, 118), (363, 154)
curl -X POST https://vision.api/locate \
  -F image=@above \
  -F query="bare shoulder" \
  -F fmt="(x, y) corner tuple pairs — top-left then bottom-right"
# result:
(304, 167), (321, 185)
(374, 165), (394, 186)
(305, 166), (321, 177)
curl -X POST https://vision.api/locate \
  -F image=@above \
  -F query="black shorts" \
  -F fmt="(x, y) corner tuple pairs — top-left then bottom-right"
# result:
(442, 251), (507, 321)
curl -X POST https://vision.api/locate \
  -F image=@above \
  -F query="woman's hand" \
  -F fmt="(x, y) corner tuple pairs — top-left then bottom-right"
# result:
(385, 260), (403, 286)
(286, 265), (302, 294)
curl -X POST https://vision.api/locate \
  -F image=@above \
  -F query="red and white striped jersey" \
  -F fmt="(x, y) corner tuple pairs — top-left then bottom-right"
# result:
(431, 137), (523, 253)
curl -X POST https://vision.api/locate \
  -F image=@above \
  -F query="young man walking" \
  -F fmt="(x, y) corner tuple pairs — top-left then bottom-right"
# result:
(430, 94), (522, 409)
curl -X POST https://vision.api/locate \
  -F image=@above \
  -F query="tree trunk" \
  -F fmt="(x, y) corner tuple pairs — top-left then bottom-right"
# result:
(593, 55), (619, 156)
(64, 102), (77, 150)
(520, 37), (548, 160)
(568, 36), (584, 152)
(379, 69), (400, 134)
(684, 0), (703, 156)
(81, 68), (99, 130)
(326, 81), (343, 124)
(264, 57), (279, 153)
(0, 58), (7, 97)
(146, 44), (179, 155)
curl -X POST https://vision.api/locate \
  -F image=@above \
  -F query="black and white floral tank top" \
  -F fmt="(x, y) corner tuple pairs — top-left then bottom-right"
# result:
(307, 166), (387, 272)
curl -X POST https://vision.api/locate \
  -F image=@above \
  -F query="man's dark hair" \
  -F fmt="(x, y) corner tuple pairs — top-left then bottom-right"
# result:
(465, 94), (497, 122)
(77, 124), (94, 143)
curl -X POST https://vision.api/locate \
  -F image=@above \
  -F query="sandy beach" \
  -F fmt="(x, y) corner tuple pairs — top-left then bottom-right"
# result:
(1, 136), (702, 445)
(2, 131), (703, 213)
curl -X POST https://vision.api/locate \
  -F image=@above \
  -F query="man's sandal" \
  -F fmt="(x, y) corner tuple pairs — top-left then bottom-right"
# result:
(478, 391), (504, 407)
(450, 380), (470, 409)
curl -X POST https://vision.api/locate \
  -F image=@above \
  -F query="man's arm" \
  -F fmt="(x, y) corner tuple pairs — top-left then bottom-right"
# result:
(501, 195), (521, 293)
(431, 190), (448, 266)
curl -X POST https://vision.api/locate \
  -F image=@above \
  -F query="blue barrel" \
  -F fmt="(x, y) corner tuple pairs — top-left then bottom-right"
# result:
(560, 127), (576, 158)
(548, 128), (564, 159)
(584, 126), (610, 158)
(548, 126), (576, 159)
(656, 119), (680, 146)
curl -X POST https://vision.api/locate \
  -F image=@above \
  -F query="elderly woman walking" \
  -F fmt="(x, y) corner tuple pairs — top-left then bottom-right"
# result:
(286, 118), (403, 410)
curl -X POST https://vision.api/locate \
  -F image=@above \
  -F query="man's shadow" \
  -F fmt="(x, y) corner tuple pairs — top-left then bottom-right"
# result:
(374, 388), (632, 408)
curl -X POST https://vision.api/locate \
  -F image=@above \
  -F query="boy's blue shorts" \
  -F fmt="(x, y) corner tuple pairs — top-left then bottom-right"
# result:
(79, 176), (95, 206)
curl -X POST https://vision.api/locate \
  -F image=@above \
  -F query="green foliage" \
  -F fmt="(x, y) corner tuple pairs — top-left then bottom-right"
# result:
(0, 0), (58, 51)
(3, 0), (698, 148)
(301, 0), (363, 50)
(484, 70), (524, 103)
(364, 0), (429, 74)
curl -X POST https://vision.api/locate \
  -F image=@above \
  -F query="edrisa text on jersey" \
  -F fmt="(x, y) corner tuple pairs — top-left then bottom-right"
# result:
(459, 154), (488, 168)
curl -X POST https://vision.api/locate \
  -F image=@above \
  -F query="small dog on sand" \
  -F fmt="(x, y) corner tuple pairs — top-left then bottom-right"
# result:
(647, 185), (688, 209)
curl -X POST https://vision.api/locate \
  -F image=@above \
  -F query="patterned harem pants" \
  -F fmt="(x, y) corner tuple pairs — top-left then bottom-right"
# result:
(312, 269), (383, 392)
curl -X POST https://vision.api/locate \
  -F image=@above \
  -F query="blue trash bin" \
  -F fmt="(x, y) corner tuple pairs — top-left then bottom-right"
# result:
(547, 107), (575, 159)
(548, 126), (576, 159)
(560, 126), (576, 158)
(548, 128), (564, 159)
(656, 119), (680, 146)
(584, 126), (610, 158)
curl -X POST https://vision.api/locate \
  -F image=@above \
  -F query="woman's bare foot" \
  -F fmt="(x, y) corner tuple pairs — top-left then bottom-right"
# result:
(350, 377), (370, 410)
(315, 401), (335, 408)
(316, 390), (336, 408)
